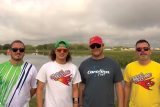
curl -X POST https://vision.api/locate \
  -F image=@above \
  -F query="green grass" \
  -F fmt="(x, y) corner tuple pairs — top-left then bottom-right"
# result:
(29, 98), (118, 107)
(29, 97), (36, 107)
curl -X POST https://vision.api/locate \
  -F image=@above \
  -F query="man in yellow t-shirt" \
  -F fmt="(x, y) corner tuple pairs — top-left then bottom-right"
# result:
(124, 39), (160, 107)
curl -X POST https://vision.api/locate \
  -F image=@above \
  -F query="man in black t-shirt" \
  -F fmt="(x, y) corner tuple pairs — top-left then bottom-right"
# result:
(79, 35), (124, 107)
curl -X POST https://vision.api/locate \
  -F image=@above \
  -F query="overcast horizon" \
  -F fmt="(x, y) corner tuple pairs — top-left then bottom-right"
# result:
(0, 0), (160, 47)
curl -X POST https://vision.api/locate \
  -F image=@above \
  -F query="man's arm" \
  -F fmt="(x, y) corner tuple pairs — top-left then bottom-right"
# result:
(124, 81), (131, 107)
(30, 65), (38, 97)
(30, 88), (37, 97)
(115, 81), (124, 107)
(36, 80), (45, 107)
(79, 82), (85, 107)
(72, 83), (79, 107)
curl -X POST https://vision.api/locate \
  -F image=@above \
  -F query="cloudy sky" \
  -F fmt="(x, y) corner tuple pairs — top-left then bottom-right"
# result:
(0, 0), (160, 47)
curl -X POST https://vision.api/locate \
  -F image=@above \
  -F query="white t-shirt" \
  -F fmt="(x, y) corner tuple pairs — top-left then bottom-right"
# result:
(36, 61), (81, 107)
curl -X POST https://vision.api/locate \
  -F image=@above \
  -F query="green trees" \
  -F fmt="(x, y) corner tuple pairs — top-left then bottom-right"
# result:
(2, 44), (10, 50)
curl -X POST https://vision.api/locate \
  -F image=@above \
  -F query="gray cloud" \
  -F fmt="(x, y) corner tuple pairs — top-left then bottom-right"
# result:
(90, 0), (160, 29)
(0, 0), (160, 47)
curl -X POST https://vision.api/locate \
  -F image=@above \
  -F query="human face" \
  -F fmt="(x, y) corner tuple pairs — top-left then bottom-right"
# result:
(10, 42), (25, 62)
(90, 43), (104, 58)
(55, 46), (69, 61)
(136, 42), (151, 61)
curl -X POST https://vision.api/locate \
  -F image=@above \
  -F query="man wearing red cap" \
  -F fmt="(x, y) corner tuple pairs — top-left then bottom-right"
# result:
(79, 36), (124, 107)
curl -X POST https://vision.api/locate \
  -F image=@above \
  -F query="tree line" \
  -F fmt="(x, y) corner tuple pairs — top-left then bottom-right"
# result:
(0, 43), (90, 51)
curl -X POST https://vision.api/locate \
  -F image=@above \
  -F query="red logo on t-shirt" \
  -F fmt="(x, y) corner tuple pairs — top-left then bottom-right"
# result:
(58, 74), (72, 86)
(132, 73), (155, 90)
(50, 70), (72, 86)
(136, 78), (155, 90)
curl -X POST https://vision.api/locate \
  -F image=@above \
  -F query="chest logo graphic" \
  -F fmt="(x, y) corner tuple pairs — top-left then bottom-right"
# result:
(87, 69), (110, 76)
(132, 73), (155, 90)
(50, 70), (72, 86)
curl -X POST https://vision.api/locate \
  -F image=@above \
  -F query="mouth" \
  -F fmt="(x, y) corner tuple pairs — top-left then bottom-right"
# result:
(15, 54), (23, 57)
(16, 54), (21, 56)
(140, 53), (147, 55)
(59, 54), (66, 57)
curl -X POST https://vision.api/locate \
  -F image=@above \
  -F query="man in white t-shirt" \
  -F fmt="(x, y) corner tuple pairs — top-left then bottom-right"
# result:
(36, 40), (81, 107)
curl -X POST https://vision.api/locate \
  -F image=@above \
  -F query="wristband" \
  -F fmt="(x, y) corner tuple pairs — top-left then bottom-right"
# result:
(73, 98), (79, 104)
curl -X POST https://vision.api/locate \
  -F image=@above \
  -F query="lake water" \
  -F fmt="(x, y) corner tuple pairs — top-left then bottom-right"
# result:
(0, 54), (89, 70)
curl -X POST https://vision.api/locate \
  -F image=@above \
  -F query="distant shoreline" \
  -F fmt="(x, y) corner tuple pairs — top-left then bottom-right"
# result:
(1, 50), (160, 69)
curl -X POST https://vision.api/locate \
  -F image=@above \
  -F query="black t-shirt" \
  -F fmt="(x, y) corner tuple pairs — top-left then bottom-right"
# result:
(79, 57), (123, 107)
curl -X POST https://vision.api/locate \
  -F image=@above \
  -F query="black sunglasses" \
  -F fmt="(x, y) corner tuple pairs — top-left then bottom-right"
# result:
(136, 47), (150, 52)
(90, 44), (101, 49)
(11, 48), (25, 52)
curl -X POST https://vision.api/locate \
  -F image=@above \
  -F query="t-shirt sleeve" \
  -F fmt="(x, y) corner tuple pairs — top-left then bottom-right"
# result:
(72, 66), (81, 84)
(123, 64), (131, 82)
(113, 61), (123, 83)
(79, 63), (86, 84)
(36, 64), (47, 83)
(30, 65), (38, 88)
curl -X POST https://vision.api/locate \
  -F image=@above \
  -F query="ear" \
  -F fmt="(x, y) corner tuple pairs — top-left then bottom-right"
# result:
(6, 49), (11, 55)
(102, 43), (105, 48)
(149, 49), (152, 55)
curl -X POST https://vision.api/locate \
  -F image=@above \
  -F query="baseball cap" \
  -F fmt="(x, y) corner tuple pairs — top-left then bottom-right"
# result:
(54, 40), (69, 48)
(89, 35), (103, 45)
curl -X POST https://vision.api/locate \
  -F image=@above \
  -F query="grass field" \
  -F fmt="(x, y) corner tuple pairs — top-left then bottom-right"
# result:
(29, 97), (36, 107)
(29, 98), (118, 107)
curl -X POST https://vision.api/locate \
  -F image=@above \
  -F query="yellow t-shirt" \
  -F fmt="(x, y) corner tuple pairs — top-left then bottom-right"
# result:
(124, 61), (160, 107)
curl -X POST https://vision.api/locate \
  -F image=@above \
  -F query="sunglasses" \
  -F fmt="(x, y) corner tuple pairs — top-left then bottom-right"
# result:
(11, 48), (25, 53)
(56, 49), (68, 53)
(90, 44), (101, 49)
(136, 47), (150, 52)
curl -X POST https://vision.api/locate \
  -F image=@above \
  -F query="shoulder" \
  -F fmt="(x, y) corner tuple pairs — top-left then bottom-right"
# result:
(66, 62), (78, 70)
(80, 57), (92, 66)
(23, 62), (37, 73)
(0, 60), (9, 65)
(104, 57), (115, 62)
(150, 60), (160, 66)
(103, 57), (119, 65)
(124, 61), (138, 73)
(23, 61), (35, 68)
(67, 62), (77, 66)
(41, 61), (55, 67)
(38, 61), (56, 72)
(0, 61), (10, 70)
(126, 61), (138, 67)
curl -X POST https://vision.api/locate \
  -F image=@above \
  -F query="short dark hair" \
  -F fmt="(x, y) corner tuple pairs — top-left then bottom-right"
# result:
(50, 48), (72, 62)
(135, 39), (150, 47)
(10, 40), (25, 48)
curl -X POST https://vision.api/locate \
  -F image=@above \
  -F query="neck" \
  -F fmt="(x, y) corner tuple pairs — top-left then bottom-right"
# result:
(56, 58), (67, 64)
(92, 54), (104, 60)
(10, 59), (23, 65)
(138, 59), (151, 65)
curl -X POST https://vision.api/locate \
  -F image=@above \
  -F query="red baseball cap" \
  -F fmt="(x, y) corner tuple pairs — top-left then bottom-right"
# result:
(89, 35), (103, 45)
